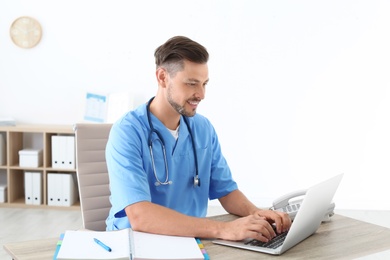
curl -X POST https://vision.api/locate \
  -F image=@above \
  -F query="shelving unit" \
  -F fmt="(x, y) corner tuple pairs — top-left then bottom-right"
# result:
(0, 125), (79, 209)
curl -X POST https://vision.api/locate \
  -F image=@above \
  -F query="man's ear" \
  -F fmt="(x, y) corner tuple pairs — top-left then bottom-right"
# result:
(156, 67), (168, 88)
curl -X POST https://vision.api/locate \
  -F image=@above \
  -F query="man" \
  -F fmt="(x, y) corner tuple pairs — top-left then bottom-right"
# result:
(105, 36), (291, 243)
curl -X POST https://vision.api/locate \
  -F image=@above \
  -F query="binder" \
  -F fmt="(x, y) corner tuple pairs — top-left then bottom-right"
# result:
(48, 173), (78, 207)
(51, 136), (75, 169)
(32, 172), (42, 205)
(48, 173), (62, 206)
(62, 173), (77, 206)
(65, 136), (75, 169)
(51, 136), (60, 168)
(24, 172), (42, 205)
(24, 172), (33, 205)
(58, 136), (67, 168)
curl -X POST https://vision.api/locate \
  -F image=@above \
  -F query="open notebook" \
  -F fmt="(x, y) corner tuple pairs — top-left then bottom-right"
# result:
(56, 228), (204, 260)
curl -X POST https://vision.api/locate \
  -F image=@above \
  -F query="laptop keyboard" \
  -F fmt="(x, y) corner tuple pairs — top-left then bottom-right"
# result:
(244, 230), (288, 249)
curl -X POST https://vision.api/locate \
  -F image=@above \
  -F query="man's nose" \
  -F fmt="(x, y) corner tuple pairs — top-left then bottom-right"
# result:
(195, 85), (205, 100)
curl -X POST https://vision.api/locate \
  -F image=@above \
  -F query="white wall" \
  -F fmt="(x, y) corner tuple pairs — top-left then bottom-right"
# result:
(1, 0), (390, 210)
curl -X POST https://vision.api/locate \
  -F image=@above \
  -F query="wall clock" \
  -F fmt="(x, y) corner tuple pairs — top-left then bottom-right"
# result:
(10, 16), (42, 49)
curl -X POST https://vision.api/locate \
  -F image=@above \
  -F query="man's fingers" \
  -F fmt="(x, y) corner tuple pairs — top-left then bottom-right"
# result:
(250, 219), (276, 240)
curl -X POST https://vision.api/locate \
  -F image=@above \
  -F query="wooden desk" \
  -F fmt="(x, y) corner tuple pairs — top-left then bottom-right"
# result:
(4, 214), (390, 260)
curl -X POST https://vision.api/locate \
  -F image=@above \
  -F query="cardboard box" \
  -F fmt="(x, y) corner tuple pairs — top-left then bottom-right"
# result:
(0, 184), (7, 203)
(19, 149), (43, 167)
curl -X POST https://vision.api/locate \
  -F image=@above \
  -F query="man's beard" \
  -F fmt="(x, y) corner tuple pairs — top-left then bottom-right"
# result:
(167, 84), (198, 117)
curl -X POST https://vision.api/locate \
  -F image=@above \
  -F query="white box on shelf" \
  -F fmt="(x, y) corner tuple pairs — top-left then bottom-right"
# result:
(0, 184), (7, 203)
(19, 149), (43, 167)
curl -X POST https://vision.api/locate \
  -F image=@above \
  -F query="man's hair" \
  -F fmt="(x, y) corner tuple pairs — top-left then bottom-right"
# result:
(154, 36), (209, 76)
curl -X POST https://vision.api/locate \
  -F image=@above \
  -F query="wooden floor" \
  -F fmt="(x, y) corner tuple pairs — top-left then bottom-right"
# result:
(0, 207), (82, 260)
(1, 206), (390, 260)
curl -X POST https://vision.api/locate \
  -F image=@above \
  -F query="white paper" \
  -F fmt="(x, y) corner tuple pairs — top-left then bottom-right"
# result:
(57, 229), (130, 260)
(132, 231), (204, 260)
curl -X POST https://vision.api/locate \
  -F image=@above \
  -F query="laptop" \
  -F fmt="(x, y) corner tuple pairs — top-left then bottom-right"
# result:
(212, 173), (344, 255)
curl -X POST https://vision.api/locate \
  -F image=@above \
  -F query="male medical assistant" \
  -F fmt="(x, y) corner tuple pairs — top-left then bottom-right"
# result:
(105, 100), (238, 231)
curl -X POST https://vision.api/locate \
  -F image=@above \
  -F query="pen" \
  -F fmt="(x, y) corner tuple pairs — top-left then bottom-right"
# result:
(93, 238), (112, 252)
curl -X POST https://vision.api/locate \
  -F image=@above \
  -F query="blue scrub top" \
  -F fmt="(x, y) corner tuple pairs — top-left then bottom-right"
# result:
(105, 102), (238, 230)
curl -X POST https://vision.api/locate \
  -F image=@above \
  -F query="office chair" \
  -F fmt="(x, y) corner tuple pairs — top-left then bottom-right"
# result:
(74, 123), (112, 231)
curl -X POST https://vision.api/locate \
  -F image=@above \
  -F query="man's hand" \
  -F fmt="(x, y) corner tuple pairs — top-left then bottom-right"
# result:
(219, 215), (276, 242)
(218, 189), (292, 241)
(253, 209), (292, 234)
(219, 210), (291, 242)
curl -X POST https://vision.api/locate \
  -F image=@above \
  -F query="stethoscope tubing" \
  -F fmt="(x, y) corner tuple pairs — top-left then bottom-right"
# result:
(146, 97), (200, 187)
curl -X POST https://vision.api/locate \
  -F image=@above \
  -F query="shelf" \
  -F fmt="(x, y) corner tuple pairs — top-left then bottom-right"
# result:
(9, 166), (45, 170)
(0, 197), (80, 210)
(0, 124), (79, 209)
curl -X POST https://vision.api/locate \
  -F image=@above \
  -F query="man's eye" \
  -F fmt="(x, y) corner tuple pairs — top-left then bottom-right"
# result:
(187, 82), (197, 87)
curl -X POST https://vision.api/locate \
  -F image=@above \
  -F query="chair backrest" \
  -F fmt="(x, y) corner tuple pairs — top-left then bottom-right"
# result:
(75, 123), (112, 231)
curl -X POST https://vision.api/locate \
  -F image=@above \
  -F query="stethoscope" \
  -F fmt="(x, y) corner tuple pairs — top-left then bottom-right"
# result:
(146, 97), (200, 187)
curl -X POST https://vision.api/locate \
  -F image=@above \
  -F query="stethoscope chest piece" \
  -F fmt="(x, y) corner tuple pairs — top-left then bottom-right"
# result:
(194, 176), (201, 187)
